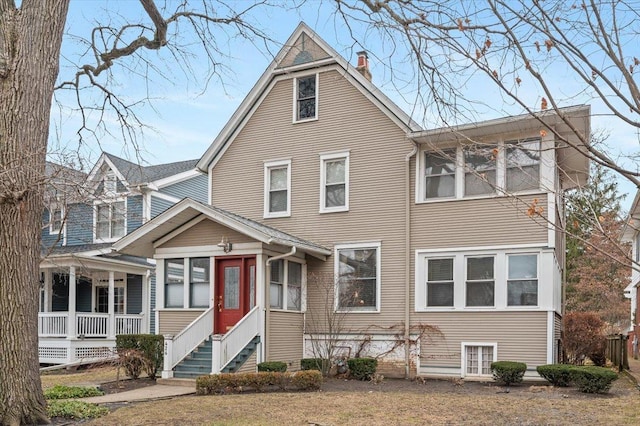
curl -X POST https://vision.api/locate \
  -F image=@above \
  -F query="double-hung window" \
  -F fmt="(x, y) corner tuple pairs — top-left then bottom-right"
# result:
(424, 149), (456, 200)
(269, 259), (303, 311)
(165, 257), (211, 309)
(95, 201), (126, 241)
(336, 243), (380, 311)
(294, 74), (318, 121)
(507, 254), (538, 306)
(464, 145), (497, 196)
(165, 259), (185, 308)
(264, 160), (291, 218)
(465, 256), (495, 307)
(189, 258), (210, 308)
(320, 152), (349, 212)
(426, 258), (454, 307)
(506, 139), (540, 192)
(49, 206), (64, 235)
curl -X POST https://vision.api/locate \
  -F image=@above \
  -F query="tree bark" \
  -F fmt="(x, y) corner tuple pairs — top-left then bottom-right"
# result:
(0, 1), (70, 424)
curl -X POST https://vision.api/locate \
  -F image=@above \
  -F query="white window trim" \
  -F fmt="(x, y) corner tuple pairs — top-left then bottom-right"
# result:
(415, 248), (543, 312)
(269, 258), (306, 312)
(464, 255), (496, 308)
(93, 198), (127, 243)
(320, 151), (350, 213)
(334, 242), (382, 313)
(48, 205), (65, 236)
(461, 342), (497, 378)
(416, 138), (543, 204)
(264, 159), (292, 218)
(292, 74), (319, 123)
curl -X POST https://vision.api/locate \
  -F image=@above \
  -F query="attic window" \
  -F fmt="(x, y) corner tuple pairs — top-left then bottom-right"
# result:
(294, 74), (318, 122)
(104, 172), (117, 195)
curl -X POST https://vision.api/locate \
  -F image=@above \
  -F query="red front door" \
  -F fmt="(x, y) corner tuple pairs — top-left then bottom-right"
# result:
(214, 257), (256, 334)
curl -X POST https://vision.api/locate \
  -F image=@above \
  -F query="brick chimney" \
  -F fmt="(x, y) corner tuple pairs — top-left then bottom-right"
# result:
(356, 50), (372, 81)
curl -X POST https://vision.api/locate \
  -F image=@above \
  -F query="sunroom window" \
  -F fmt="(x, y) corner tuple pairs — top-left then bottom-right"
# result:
(465, 256), (495, 307)
(424, 149), (456, 199)
(507, 254), (538, 306)
(426, 258), (454, 307)
(336, 244), (380, 311)
(464, 145), (497, 196)
(505, 139), (540, 192)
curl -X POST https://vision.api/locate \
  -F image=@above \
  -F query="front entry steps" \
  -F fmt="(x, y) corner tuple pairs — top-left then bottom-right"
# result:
(172, 335), (261, 378)
(221, 335), (261, 373)
(173, 338), (213, 379)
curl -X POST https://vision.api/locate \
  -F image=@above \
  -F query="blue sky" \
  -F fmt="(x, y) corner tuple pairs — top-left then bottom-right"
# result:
(51, 1), (638, 209)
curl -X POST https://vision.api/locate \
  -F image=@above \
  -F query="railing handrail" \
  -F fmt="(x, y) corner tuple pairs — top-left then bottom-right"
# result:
(38, 312), (69, 317)
(170, 306), (214, 368)
(215, 306), (260, 372)
(77, 312), (109, 318)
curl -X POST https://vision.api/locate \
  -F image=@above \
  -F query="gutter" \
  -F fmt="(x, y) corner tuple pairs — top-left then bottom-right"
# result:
(264, 247), (297, 362)
(404, 140), (418, 378)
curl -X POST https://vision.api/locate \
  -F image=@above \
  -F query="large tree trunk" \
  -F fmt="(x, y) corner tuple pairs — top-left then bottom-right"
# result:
(0, 1), (69, 424)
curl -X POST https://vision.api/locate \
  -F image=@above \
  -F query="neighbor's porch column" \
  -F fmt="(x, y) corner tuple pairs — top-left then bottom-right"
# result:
(67, 266), (77, 339)
(43, 269), (52, 313)
(108, 271), (116, 339)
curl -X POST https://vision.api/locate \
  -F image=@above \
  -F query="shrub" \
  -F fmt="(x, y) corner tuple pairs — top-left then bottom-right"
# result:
(196, 371), (322, 395)
(300, 358), (329, 372)
(347, 357), (377, 381)
(116, 334), (164, 379)
(490, 361), (527, 385)
(570, 366), (618, 393)
(47, 400), (108, 420)
(291, 370), (323, 390)
(44, 385), (104, 400)
(536, 364), (574, 387)
(563, 312), (607, 365)
(257, 361), (287, 372)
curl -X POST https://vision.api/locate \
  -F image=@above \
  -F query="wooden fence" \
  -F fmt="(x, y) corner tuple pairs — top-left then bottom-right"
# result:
(606, 334), (629, 372)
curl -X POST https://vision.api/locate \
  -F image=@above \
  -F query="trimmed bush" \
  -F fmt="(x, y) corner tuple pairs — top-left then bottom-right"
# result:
(44, 385), (104, 400)
(196, 371), (322, 395)
(536, 364), (573, 387)
(570, 366), (618, 393)
(300, 358), (329, 372)
(347, 357), (377, 381)
(47, 400), (108, 420)
(490, 361), (527, 385)
(257, 361), (287, 372)
(116, 334), (164, 379)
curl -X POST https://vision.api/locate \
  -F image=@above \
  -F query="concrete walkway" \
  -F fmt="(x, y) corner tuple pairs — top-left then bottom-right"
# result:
(625, 356), (640, 386)
(82, 384), (195, 404)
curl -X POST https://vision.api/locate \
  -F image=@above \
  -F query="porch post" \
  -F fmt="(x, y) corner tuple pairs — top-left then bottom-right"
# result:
(162, 335), (174, 378)
(43, 269), (52, 312)
(67, 266), (77, 339)
(108, 271), (116, 339)
(141, 271), (149, 333)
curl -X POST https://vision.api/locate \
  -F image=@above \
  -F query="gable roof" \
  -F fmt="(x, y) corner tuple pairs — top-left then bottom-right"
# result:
(196, 22), (422, 172)
(86, 152), (199, 190)
(113, 198), (331, 260)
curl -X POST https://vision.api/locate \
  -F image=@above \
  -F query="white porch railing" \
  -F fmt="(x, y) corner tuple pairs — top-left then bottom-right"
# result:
(162, 307), (214, 378)
(38, 313), (68, 337)
(38, 312), (143, 338)
(212, 306), (260, 374)
(116, 314), (143, 335)
(76, 313), (108, 337)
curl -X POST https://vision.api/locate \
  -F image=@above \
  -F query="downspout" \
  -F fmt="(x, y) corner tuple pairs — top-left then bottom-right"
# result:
(265, 246), (297, 362)
(404, 140), (418, 379)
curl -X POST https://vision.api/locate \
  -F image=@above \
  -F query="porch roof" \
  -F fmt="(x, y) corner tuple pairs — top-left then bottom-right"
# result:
(113, 198), (332, 260)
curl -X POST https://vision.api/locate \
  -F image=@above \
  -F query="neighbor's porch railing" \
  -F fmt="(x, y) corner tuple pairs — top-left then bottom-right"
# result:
(38, 312), (143, 338)
(212, 306), (260, 373)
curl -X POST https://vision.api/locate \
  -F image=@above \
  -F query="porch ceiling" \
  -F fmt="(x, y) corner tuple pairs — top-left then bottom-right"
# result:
(113, 198), (331, 260)
(40, 253), (153, 275)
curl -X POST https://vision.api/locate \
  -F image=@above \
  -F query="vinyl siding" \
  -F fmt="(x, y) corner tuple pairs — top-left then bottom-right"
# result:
(418, 311), (548, 369)
(211, 70), (412, 330)
(160, 174), (208, 204)
(158, 218), (257, 248)
(65, 203), (94, 245)
(268, 311), (304, 370)
(150, 196), (176, 219)
(126, 195), (143, 234)
(158, 310), (205, 335)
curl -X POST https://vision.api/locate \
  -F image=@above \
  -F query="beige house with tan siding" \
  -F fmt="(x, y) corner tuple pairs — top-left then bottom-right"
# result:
(114, 23), (590, 380)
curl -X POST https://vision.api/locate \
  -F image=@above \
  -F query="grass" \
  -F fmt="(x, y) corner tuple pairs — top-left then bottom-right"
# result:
(41, 365), (122, 389)
(84, 378), (640, 425)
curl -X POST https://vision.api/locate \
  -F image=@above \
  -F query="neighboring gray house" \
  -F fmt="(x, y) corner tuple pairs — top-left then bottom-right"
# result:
(39, 152), (207, 365)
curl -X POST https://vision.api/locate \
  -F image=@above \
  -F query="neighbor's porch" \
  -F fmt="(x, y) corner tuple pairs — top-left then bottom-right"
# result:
(38, 256), (153, 365)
